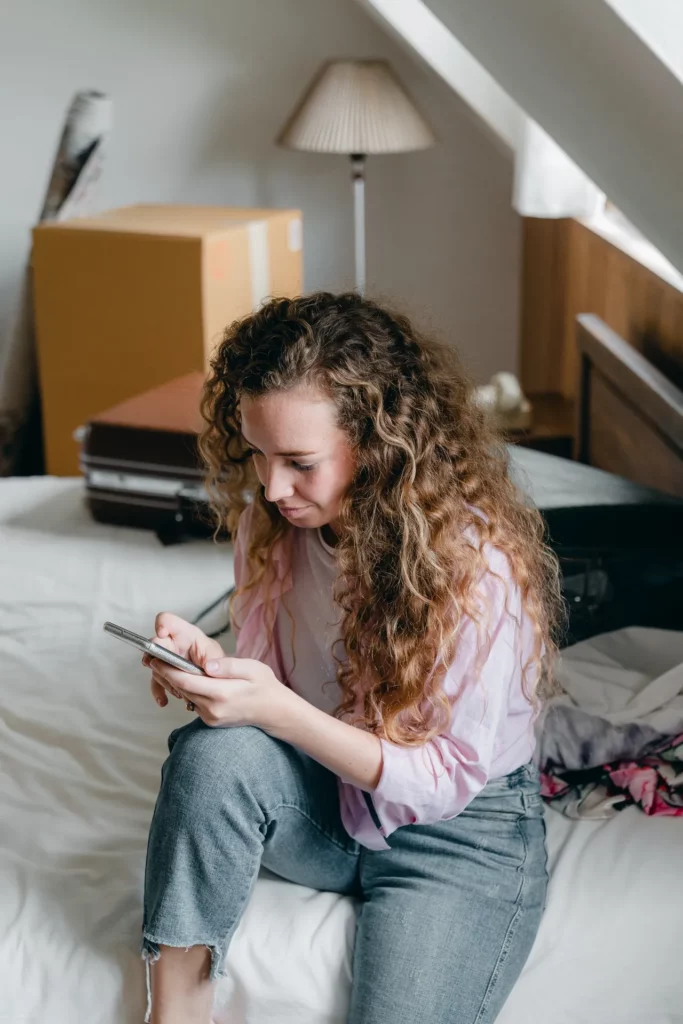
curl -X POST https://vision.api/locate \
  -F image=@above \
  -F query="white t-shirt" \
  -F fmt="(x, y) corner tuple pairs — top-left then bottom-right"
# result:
(274, 526), (344, 714)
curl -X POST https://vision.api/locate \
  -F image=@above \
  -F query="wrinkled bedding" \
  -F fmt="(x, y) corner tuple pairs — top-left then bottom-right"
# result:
(2, 478), (681, 1024)
(537, 629), (683, 818)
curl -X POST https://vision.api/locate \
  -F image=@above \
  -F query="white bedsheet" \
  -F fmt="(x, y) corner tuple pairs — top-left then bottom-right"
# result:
(1, 477), (681, 1024)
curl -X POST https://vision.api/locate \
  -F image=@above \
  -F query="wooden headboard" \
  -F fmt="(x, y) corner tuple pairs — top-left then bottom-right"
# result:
(576, 314), (683, 498)
(520, 217), (683, 401)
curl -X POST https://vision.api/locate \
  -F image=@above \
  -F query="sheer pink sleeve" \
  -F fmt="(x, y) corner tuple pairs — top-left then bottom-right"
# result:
(369, 547), (535, 839)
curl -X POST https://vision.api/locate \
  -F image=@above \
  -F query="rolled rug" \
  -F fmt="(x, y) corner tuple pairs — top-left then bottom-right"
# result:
(0, 90), (112, 475)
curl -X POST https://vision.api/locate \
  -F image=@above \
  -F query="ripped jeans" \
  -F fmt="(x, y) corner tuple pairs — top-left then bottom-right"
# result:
(141, 719), (548, 1024)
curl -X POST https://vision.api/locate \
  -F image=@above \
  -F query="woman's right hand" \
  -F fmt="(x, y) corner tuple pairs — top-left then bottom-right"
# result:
(145, 612), (225, 708)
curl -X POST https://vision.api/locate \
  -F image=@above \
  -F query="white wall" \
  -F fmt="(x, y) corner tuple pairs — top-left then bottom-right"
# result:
(0, 0), (520, 386)
(357, 0), (524, 153)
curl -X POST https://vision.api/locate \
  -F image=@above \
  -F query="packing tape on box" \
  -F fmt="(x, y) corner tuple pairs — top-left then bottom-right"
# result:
(287, 217), (302, 253)
(247, 220), (271, 310)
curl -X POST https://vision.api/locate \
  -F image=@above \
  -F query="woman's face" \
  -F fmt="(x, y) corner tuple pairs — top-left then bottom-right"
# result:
(240, 385), (356, 539)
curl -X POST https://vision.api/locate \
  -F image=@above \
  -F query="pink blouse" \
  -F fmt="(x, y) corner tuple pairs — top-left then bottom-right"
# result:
(231, 502), (538, 850)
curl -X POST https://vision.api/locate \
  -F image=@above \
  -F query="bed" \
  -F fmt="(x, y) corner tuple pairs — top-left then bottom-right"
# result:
(576, 313), (683, 499)
(2, 326), (683, 1023)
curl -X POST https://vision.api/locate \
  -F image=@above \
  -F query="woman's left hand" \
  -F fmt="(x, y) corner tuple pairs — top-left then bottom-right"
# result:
(147, 655), (286, 730)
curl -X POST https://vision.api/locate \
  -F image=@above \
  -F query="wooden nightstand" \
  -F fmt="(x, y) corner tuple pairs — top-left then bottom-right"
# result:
(506, 394), (575, 458)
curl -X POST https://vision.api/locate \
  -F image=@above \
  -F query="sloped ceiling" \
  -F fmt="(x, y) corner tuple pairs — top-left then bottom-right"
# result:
(362, 0), (683, 275)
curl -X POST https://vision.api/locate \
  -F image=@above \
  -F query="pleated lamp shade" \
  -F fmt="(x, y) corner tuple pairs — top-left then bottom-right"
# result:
(276, 59), (436, 155)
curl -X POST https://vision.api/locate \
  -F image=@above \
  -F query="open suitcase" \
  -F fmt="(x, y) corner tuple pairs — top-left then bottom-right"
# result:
(78, 372), (215, 545)
(78, 373), (683, 638)
(508, 447), (683, 642)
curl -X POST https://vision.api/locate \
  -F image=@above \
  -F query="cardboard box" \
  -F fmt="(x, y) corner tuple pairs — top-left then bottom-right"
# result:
(32, 204), (303, 475)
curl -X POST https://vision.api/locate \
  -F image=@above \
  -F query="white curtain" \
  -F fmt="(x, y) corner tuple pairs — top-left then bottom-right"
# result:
(512, 118), (606, 219)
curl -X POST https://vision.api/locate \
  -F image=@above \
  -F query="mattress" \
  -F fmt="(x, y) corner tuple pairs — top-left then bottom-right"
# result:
(1, 477), (681, 1024)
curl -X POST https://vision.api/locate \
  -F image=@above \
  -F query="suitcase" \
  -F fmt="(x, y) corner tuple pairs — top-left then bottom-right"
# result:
(78, 376), (683, 636)
(78, 372), (216, 544)
(509, 447), (683, 642)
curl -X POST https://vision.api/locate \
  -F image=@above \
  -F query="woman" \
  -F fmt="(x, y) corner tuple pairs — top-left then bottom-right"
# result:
(141, 292), (562, 1024)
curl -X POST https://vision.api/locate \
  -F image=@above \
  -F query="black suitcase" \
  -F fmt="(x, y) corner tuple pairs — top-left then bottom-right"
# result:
(79, 378), (683, 634)
(78, 372), (214, 544)
(509, 447), (683, 641)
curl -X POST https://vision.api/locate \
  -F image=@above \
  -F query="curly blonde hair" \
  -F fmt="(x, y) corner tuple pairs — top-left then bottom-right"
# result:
(199, 292), (564, 747)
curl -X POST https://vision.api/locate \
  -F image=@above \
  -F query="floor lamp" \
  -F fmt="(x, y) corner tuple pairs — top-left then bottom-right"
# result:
(276, 60), (435, 295)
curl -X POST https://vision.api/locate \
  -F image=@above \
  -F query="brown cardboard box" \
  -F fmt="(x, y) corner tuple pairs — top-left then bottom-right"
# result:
(32, 204), (303, 475)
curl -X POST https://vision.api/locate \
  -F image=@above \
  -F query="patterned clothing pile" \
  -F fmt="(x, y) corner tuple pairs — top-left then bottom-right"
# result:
(540, 732), (683, 819)
(535, 627), (683, 820)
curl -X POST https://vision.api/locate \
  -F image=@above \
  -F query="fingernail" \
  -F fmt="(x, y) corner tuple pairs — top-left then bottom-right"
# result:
(156, 697), (163, 706)
(206, 661), (218, 672)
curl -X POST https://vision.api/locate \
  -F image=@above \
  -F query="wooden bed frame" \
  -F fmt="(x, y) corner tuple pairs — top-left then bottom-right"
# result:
(576, 314), (683, 499)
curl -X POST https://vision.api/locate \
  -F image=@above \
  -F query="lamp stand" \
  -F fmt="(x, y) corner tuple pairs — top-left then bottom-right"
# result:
(350, 153), (366, 295)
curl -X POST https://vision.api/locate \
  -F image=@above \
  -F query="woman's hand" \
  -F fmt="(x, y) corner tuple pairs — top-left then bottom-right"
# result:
(146, 654), (288, 730)
(144, 612), (225, 709)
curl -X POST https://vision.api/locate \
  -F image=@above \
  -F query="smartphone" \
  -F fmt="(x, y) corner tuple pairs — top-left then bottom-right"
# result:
(103, 621), (205, 675)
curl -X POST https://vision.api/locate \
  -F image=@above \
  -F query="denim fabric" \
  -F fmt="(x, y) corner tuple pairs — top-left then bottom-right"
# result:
(142, 720), (548, 1024)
